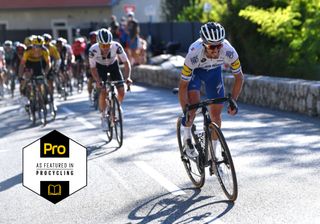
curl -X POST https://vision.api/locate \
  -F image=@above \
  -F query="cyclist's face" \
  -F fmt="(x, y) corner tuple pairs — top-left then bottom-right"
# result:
(204, 43), (222, 59)
(99, 43), (111, 53)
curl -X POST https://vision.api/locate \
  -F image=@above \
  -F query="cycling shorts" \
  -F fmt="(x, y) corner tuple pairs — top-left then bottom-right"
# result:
(26, 60), (44, 77)
(188, 66), (224, 101)
(96, 61), (124, 87)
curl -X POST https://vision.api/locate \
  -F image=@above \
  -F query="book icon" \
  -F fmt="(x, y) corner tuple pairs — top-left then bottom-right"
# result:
(48, 184), (62, 196)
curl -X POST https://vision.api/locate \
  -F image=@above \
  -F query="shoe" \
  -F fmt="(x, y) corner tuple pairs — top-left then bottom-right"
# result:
(101, 117), (109, 131)
(184, 138), (199, 158)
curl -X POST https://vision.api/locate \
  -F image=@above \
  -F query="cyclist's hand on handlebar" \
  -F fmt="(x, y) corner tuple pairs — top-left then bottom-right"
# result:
(126, 78), (132, 91)
(227, 98), (238, 115)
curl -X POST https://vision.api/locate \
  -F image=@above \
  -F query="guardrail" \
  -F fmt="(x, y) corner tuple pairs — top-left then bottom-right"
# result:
(131, 65), (320, 117)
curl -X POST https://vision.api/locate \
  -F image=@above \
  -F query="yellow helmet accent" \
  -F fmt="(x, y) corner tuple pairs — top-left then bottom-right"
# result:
(32, 35), (44, 46)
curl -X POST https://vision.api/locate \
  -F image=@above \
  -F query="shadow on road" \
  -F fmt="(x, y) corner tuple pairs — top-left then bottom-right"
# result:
(127, 188), (234, 224)
(0, 173), (22, 192)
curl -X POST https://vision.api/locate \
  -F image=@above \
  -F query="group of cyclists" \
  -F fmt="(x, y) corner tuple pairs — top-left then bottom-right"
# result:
(0, 27), (132, 127)
(0, 21), (243, 160)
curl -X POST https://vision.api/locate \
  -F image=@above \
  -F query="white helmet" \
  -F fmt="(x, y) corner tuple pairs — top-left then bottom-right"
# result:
(200, 22), (225, 45)
(97, 28), (113, 44)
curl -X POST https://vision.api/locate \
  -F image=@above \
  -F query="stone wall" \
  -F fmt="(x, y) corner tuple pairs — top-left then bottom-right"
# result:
(131, 65), (320, 117)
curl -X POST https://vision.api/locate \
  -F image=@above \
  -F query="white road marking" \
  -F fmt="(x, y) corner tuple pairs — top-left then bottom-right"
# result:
(61, 107), (75, 115)
(76, 117), (96, 129)
(61, 107), (95, 129)
(134, 161), (186, 196)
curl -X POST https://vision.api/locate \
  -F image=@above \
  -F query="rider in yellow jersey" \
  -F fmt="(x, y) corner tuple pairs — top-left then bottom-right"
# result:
(43, 33), (61, 100)
(18, 36), (51, 98)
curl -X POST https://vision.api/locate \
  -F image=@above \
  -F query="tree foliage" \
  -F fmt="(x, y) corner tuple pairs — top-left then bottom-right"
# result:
(239, 0), (320, 66)
(176, 0), (227, 22)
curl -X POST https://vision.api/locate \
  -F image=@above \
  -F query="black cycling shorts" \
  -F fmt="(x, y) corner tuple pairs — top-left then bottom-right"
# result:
(26, 60), (44, 77)
(96, 61), (124, 87)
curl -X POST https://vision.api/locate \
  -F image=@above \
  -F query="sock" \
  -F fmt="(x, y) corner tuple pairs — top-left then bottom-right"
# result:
(183, 126), (191, 141)
(209, 140), (218, 160)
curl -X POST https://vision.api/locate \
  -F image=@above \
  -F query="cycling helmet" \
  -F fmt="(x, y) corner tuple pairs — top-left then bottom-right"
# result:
(97, 28), (112, 44)
(200, 22), (225, 45)
(56, 37), (66, 45)
(16, 43), (26, 52)
(4, 40), (12, 47)
(89, 30), (98, 37)
(43, 33), (52, 43)
(32, 36), (44, 46)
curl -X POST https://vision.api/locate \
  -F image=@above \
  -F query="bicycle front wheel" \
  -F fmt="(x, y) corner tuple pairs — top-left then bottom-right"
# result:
(177, 117), (205, 188)
(209, 122), (238, 201)
(113, 96), (123, 148)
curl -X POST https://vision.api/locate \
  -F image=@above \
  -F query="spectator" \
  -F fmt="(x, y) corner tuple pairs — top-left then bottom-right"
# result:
(119, 16), (128, 48)
(109, 15), (120, 41)
(126, 11), (142, 65)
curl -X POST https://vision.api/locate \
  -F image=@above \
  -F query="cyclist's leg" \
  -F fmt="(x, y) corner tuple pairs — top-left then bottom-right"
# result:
(109, 61), (125, 103)
(183, 71), (202, 144)
(204, 67), (224, 128)
(96, 63), (108, 114)
(204, 67), (224, 157)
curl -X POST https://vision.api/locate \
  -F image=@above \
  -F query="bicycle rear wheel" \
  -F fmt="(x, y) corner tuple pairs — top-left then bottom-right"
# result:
(209, 122), (238, 201)
(113, 96), (123, 148)
(177, 117), (205, 188)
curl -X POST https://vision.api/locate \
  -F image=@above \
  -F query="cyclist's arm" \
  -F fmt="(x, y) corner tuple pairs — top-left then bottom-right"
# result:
(117, 43), (131, 81)
(229, 58), (244, 100)
(122, 60), (131, 81)
(88, 49), (101, 86)
(43, 50), (51, 76)
(178, 63), (193, 111)
(18, 52), (27, 77)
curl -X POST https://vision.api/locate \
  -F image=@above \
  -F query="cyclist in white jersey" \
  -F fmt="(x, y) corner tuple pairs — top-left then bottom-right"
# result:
(89, 28), (132, 131)
(178, 22), (244, 158)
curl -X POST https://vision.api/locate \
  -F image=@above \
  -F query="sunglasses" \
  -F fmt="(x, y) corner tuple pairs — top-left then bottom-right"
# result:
(99, 43), (111, 49)
(203, 43), (223, 50)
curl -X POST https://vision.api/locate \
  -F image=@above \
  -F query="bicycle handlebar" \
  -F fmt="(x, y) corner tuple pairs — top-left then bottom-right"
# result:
(185, 94), (235, 112)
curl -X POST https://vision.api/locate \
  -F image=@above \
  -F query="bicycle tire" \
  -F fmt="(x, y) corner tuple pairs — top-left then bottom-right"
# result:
(113, 96), (123, 148)
(209, 122), (238, 201)
(177, 117), (205, 188)
(105, 103), (113, 143)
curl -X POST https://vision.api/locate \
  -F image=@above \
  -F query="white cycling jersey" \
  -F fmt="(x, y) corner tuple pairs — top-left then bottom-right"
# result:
(89, 41), (128, 68)
(181, 38), (242, 81)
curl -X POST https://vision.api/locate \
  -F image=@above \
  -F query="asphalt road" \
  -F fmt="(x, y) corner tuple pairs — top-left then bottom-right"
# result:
(0, 83), (319, 224)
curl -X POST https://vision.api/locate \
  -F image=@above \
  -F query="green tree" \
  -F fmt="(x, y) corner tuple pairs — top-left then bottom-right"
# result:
(176, 0), (227, 22)
(239, 0), (320, 79)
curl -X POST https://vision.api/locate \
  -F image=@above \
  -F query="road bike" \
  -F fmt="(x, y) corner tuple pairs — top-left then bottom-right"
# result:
(176, 92), (238, 201)
(102, 73), (124, 148)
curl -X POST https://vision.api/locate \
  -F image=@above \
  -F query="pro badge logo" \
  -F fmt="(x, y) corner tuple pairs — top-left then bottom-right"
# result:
(23, 130), (87, 204)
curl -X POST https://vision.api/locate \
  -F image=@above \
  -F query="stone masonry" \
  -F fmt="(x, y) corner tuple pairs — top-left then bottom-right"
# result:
(130, 65), (320, 117)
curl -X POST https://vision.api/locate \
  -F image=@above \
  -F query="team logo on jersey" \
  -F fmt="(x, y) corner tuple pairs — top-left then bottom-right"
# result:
(181, 64), (192, 77)
(190, 56), (199, 65)
(89, 51), (95, 58)
(231, 59), (241, 70)
(201, 58), (207, 63)
(116, 46), (123, 54)
(226, 51), (234, 59)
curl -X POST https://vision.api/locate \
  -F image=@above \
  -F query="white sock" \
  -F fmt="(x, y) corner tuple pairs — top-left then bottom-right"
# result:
(183, 126), (191, 141)
(209, 140), (218, 160)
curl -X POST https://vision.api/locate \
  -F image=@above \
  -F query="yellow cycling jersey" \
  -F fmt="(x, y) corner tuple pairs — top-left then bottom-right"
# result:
(45, 43), (60, 60)
(22, 46), (50, 63)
